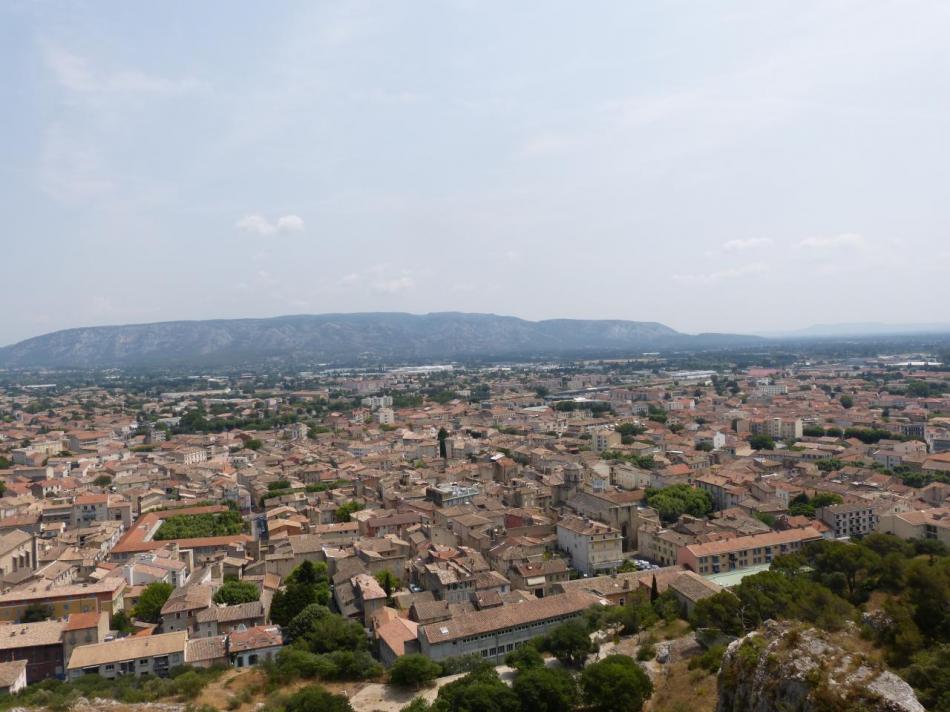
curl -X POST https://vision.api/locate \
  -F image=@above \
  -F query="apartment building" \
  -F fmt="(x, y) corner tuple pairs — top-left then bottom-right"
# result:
(750, 417), (803, 441)
(678, 527), (822, 575)
(0, 579), (125, 623)
(591, 429), (621, 453)
(556, 515), (623, 575)
(878, 508), (950, 547)
(66, 631), (187, 680)
(818, 502), (879, 539)
(361, 395), (394, 409)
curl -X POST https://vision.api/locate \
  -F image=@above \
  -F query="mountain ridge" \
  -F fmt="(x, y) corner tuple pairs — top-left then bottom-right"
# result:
(0, 312), (763, 368)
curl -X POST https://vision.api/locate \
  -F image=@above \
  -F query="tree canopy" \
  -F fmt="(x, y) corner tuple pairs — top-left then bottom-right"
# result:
(389, 654), (442, 689)
(213, 579), (260, 605)
(645, 484), (712, 524)
(580, 654), (653, 712)
(135, 581), (174, 623)
(153, 511), (245, 540)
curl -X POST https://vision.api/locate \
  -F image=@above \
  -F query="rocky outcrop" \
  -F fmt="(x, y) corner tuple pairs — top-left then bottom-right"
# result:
(716, 621), (924, 712)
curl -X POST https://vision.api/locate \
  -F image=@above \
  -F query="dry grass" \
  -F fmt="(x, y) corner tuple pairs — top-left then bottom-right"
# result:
(644, 658), (718, 712)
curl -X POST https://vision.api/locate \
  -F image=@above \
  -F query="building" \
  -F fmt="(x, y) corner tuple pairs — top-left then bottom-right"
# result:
(678, 527), (822, 575)
(878, 508), (950, 547)
(591, 430), (621, 453)
(194, 601), (266, 638)
(227, 625), (283, 668)
(427, 483), (479, 508)
(0, 579), (125, 623)
(0, 529), (36, 587)
(506, 560), (570, 598)
(417, 591), (600, 662)
(161, 585), (213, 633)
(0, 619), (66, 683)
(376, 408), (395, 426)
(361, 395), (393, 409)
(750, 417), (802, 441)
(754, 384), (788, 398)
(818, 502), (879, 539)
(62, 611), (111, 666)
(67, 631), (188, 680)
(556, 515), (624, 575)
(377, 615), (419, 666)
(0, 660), (28, 694)
(667, 571), (723, 616)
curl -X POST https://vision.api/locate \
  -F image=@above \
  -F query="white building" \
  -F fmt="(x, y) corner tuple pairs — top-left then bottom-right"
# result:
(556, 514), (624, 575)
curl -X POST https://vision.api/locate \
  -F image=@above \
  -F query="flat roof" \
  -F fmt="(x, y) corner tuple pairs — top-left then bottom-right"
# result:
(704, 563), (772, 588)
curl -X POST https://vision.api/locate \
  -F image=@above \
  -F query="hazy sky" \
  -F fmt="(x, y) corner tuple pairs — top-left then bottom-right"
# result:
(4, 1), (950, 344)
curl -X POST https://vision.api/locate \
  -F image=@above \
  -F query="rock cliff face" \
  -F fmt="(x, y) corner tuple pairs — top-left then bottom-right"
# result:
(716, 621), (924, 712)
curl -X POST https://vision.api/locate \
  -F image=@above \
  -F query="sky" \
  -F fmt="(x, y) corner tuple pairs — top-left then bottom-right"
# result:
(3, 1), (950, 344)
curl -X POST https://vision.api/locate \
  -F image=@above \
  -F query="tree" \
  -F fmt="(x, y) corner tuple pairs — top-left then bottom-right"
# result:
(505, 643), (544, 671)
(580, 654), (653, 712)
(650, 574), (659, 603)
(839, 395), (854, 409)
(806, 540), (879, 601)
(286, 603), (333, 642)
(244, 438), (263, 450)
(430, 665), (520, 712)
(375, 570), (400, 601)
(135, 581), (174, 623)
(512, 667), (578, 712)
(21, 603), (53, 623)
(93, 474), (112, 487)
(389, 654), (442, 689)
(542, 620), (595, 667)
(284, 685), (353, 712)
(335, 501), (363, 522)
(272, 561), (331, 626)
(690, 591), (743, 635)
(645, 485), (712, 524)
(213, 579), (260, 605)
(749, 434), (775, 450)
(153, 511), (245, 540)
(287, 604), (368, 654)
(111, 610), (134, 634)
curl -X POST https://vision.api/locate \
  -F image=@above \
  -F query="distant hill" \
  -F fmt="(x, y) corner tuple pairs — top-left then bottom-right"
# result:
(0, 312), (763, 369)
(764, 322), (950, 338)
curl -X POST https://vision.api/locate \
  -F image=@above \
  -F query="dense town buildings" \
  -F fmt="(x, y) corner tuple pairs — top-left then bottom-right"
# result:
(0, 351), (948, 688)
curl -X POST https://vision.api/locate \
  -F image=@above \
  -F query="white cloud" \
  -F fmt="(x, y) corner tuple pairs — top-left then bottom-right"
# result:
(338, 272), (361, 286)
(235, 213), (306, 236)
(276, 214), (305, 232)
(43, 43), (198, 95)
(797, 233), (864, 249)
(673, 262), (768, 285)
(722, 238), (772, 252)
(373, 276), (415, 294)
